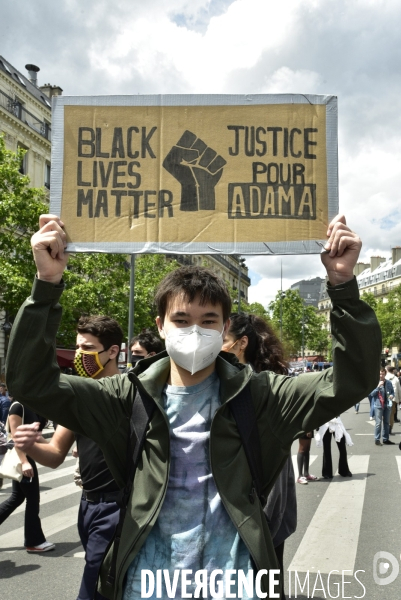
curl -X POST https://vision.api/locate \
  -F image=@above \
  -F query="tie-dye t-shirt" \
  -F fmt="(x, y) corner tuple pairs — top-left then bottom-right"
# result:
(123, 371), (253, 599)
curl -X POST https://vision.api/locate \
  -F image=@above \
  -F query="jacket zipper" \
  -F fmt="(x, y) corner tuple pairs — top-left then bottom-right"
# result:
(114, 387), (171, 599)
(208, 386), (262, 574)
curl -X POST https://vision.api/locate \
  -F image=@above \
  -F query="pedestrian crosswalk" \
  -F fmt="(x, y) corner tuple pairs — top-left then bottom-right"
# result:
(1, 417), (400, 596)
(288, 455), (369, 573)
(0, 455), (84, 554)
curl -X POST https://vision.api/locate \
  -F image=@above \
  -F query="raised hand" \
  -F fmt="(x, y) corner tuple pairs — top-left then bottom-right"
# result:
(163, 130), (226, 211)
(14, 423), (42, 452)
(321, 215), (362, 285)
(31, 214), (69, 284)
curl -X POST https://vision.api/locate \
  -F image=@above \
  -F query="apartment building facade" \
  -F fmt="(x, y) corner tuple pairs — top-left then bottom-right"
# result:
(0, 56), (62, 376)
(0, 56), (62, 189)
(318, 246), (401, 363)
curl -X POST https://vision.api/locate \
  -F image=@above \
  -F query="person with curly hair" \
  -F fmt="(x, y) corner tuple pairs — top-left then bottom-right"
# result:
(222, 312), (295, 600)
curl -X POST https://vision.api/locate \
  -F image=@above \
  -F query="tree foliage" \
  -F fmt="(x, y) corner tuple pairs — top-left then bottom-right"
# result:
(269, 289), (330, 357)
(362, 289), (401, 348)
(0, 136), (48, 316)
(57, 253), (180, 347)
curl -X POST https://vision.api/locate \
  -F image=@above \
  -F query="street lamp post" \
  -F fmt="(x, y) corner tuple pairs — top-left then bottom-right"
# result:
(237, 257), (246, 313)
(301, 305), (305, 365)
(1, 313), (13, 373)
(127, 254), (136, 367)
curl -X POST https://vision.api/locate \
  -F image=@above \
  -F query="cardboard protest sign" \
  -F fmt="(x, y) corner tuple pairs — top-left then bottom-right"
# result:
(50, 94), (338, 254)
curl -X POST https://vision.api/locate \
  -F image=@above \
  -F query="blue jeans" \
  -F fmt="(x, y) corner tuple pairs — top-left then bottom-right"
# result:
(77, 497), (120, 600)
(369, 396), (375, 418)
(375, 403), (391, 442)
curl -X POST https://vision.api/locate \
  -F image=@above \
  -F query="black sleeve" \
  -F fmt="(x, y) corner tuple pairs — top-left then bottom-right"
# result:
(8, 402), (24, 419)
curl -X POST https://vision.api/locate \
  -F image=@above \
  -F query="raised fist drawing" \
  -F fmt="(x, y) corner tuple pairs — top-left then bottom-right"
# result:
(163, 130), (227, 211)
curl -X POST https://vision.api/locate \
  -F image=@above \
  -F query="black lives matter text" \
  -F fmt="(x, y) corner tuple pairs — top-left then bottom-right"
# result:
(75, 126), (174, 219)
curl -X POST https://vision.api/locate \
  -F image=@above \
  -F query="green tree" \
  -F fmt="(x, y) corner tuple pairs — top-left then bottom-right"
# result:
(367, 288), (401, 348)
(360, 291), (378, 311)
(0, 136), (48, 316)
(269, 289), (329, 357)
(226, 283), (271, 321)
(57, 254), (180, 347)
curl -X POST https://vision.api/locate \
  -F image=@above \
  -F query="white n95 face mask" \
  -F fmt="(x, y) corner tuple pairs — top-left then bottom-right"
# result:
(164, 324), (224, 375)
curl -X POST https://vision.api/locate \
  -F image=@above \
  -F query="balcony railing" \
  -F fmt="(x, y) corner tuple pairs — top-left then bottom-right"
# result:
(0, 89), (51, 141)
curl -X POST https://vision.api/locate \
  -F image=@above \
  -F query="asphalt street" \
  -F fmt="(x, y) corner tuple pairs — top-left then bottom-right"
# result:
(0, 398), (400, 599)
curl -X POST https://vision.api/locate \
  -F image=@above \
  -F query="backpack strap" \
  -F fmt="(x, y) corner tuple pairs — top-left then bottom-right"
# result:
(229, 383), (266, 506)
(106, 385), (155, 587)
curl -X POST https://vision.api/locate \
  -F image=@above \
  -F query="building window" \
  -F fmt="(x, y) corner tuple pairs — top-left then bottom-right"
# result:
(13, 97), (23, 120)
(45, 162), (51, 189)
(17, 143), (28, 174)
(41, 119), (51, 141)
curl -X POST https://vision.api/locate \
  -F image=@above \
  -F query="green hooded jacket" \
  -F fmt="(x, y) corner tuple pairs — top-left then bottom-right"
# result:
(6, 276), (381, 599)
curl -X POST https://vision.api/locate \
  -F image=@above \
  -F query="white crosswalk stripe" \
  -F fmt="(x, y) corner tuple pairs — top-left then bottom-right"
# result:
(288, 455), (370, 574)
(396, 456), (401, 480)
(0, 505), (79, 550)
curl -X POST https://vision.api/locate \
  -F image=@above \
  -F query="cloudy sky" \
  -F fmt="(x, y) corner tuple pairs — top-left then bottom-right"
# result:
(2, 0), (401, 307)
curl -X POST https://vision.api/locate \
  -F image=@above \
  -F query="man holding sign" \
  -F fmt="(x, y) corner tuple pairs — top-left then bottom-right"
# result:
(6, 214), (380, 600)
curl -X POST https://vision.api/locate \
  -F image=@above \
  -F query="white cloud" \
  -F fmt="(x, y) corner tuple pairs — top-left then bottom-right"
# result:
(260, 67), (322, 94)
(246, 254), (326, 308)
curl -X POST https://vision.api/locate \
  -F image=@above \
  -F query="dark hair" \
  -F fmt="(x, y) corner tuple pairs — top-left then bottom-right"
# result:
(386, 366), (394, 373)
(130, 329), (164, 354)
(228, 313), (289, 375)
(155, 266), (232, 322)
(77, 315), (124, 363)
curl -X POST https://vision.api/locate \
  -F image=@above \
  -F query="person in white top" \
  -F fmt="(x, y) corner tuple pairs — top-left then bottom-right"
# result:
(315, 416), (353, 478)
(385, 366), (401, 434)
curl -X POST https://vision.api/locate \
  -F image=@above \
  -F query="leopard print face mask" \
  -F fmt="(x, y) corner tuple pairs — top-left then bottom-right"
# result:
(73, 349), (110, 378)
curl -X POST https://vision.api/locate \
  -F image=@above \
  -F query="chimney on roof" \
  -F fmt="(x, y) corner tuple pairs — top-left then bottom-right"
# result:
(40, 83), (63, 98)
(353, 262), (369, 277)
(392, 247), (401, 265)
(25, 64), (40, 86)
(370, 256), (385, 272)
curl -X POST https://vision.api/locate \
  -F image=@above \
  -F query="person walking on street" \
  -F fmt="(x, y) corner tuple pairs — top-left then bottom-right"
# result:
(371, 367), (395, 446)
(0, 401), (55, 552)
(130, 329), (164, 362)
(0, 384), (10, 425)
(13, 315), (124, 600)
(385, 366), (401, 433)
(316, 416), (353, 478)
(296, 432), (318, 484)
(222, 312), (296, 600)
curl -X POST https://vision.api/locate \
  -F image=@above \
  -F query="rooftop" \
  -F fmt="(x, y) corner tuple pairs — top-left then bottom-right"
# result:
(0, 56), (51, 109)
